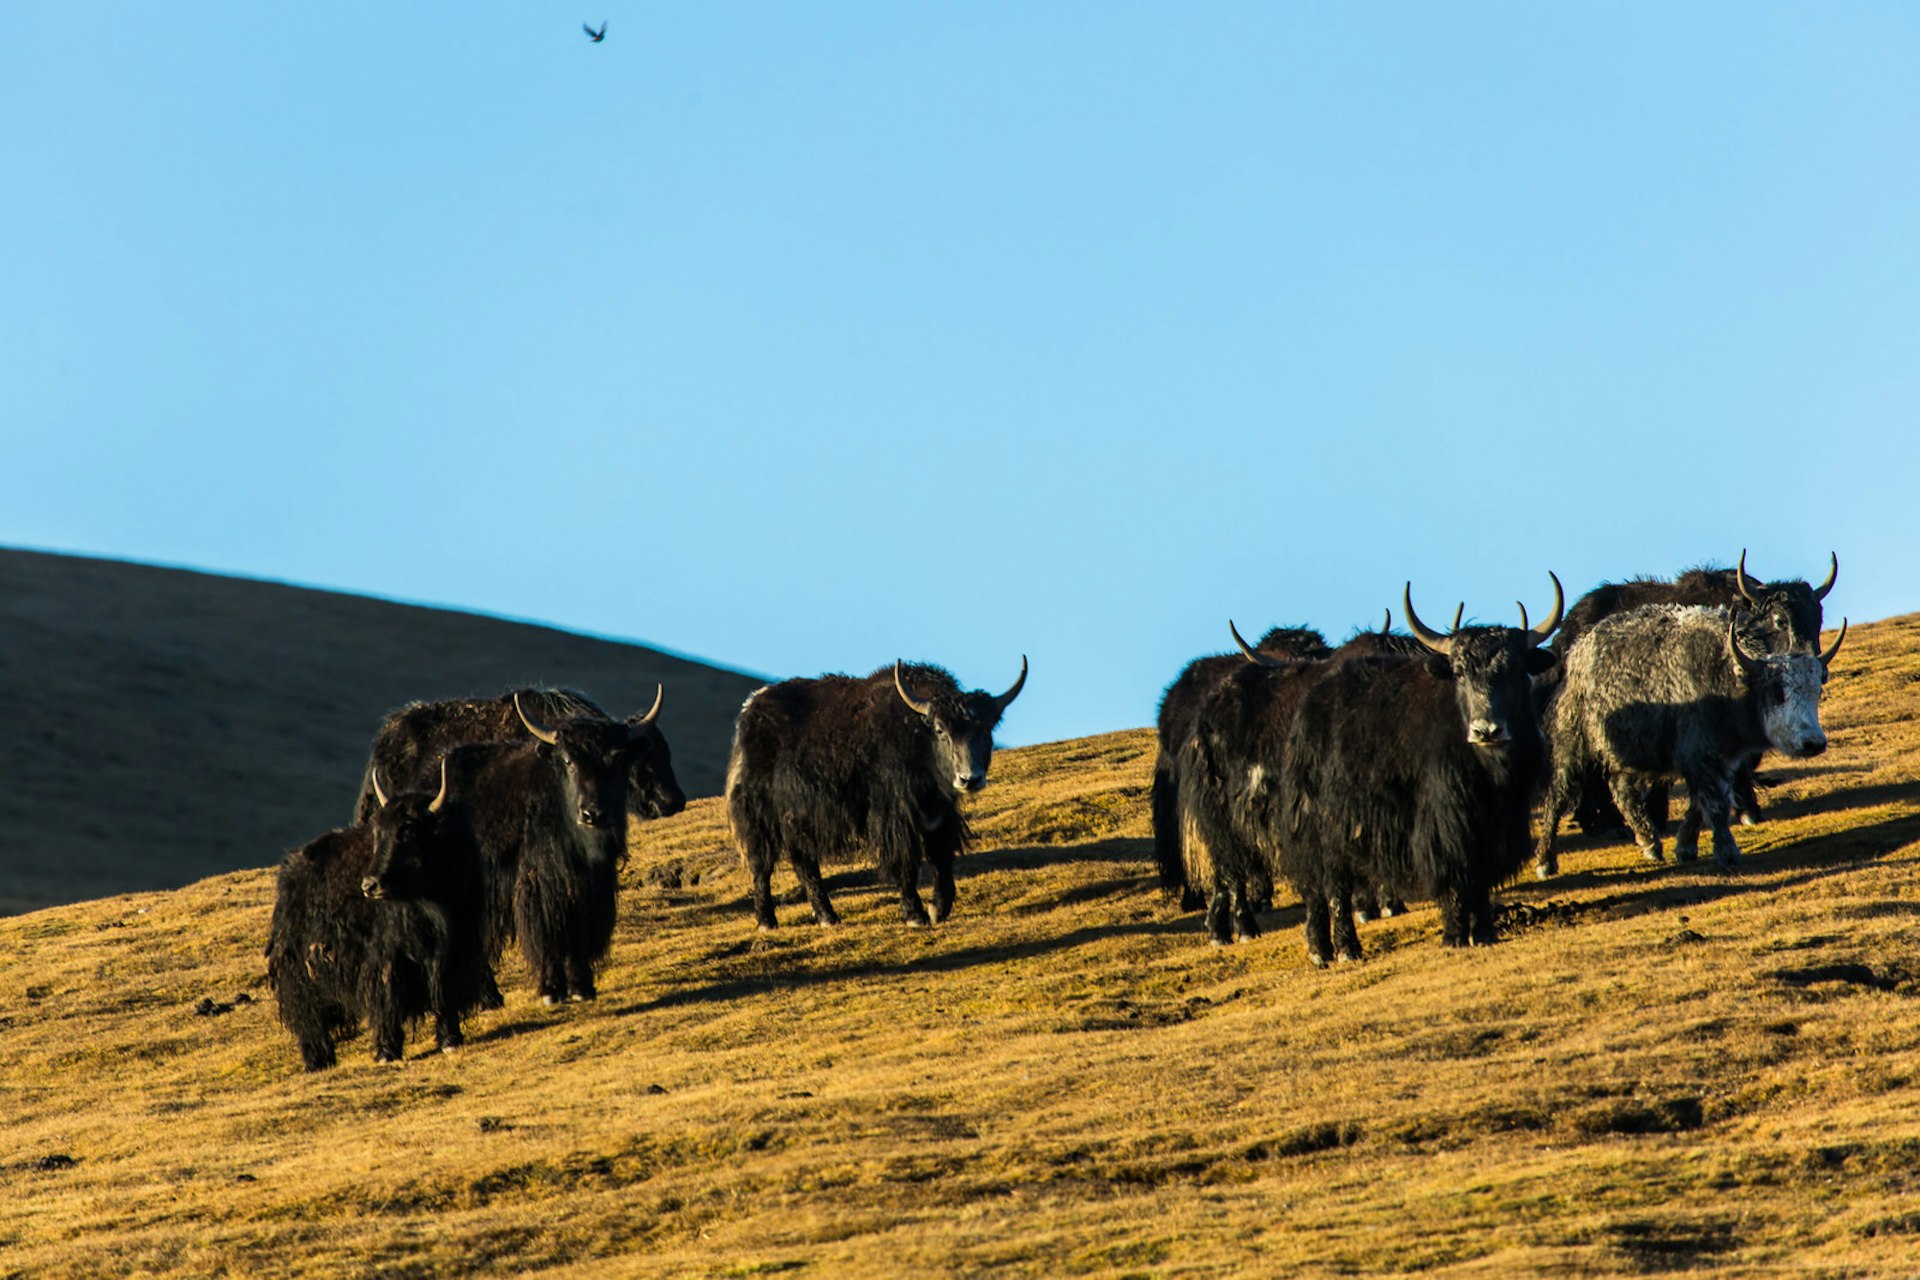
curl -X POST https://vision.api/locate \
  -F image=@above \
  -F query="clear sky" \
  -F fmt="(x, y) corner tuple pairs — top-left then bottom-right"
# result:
(5, 4), (1915, 746)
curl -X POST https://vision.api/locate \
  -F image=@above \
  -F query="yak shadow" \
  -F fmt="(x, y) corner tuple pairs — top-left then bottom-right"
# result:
(1753, 776), (1920, 823)
(1517, 808), (1920, 926)
(610, 916), (1202, 1017)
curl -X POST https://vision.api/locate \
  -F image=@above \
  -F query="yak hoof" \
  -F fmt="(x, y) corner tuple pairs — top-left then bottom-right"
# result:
(1307, 951), (1330, 968)
(1714, 845), (1743, 869)
(1639, 842), (1664, 865)
(1673, 839), (1699, 863)
(1739, 810), (1760, 827)
(541, 994), (563, 1008)
(1535, 858), (1557, 881)
(903, 916), (931, 930)
(1209, 935), (1232, 948)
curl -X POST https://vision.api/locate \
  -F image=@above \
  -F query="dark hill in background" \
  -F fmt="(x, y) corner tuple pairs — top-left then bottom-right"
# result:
(0, 549), (766, 915)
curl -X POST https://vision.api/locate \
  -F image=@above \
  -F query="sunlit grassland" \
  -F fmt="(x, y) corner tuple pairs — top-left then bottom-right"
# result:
(3, 615), (1919, 1277)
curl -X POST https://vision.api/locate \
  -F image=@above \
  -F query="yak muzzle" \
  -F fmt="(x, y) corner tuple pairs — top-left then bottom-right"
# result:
(361, 876), (386, 900)
(1468, 720), (1511, 746)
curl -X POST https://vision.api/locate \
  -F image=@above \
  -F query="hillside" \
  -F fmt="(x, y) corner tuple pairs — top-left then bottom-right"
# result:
(2, 613), (1918, 1277)
(0, 549), (766, 916)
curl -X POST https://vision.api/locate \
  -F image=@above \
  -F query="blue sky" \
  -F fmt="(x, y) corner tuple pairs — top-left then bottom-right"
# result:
(5, 4), (1915, 746)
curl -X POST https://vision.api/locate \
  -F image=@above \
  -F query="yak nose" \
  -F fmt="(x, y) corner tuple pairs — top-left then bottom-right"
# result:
(1468, 720), (1510, 745)
(1799, 736), (1828, 757)
(960, 774), (987, 793)
(579, 805), (604, 828)
(360, 876), (384, 899)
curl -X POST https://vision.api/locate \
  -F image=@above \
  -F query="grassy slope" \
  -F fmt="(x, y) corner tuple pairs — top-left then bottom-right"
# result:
(2, 616), (1918, 1278)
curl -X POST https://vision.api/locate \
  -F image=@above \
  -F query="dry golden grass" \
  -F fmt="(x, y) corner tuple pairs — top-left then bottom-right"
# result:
(4, 615), (1919, 1278)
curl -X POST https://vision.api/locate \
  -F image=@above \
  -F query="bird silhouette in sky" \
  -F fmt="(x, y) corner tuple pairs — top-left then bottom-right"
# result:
(583, 21), (607, 43)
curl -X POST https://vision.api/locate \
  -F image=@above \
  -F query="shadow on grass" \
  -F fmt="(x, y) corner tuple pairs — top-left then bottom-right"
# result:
(611, 915), (1208, 1016)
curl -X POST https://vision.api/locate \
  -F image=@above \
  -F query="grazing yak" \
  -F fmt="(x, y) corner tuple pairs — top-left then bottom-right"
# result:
(1175, 614), (1436, 942)
(1537, 605), (1846, 874)
(1152, 626), (1333, 911)
(726, 657), (1027, 929)
(1277, 577), (1563, 964)
(439, 695), (639, 1005)
(353, 685), (683, 825)
(1545, 551), (1837, 832)
(266, 764), (490, 1070)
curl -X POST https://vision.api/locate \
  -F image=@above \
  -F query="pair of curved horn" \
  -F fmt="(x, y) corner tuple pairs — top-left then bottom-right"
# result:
(369, 759), (450, 814)
(1406, 572), (1563, 655)
(894, 657), (1029, 716)
(1737, 549), (1839, 605)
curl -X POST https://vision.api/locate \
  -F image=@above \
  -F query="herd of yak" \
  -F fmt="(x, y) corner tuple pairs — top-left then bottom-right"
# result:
(265, 552), (1844, 1070)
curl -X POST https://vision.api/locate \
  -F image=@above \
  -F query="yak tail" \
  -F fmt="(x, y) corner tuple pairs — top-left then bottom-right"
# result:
(1150, 751), (1188, 897)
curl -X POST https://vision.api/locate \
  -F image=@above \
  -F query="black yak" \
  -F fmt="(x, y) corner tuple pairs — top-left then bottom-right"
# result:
(441, 694), (637, 1005)
(265, 764), (490, 1070)
(1545, 551), (1836, 832)
(1276, 578), (1563, 965)
(1152, 626), (1333, 911)
(726, 657), (1027, 929)
(1537, 605), (1846, 874)
(353, 685), (683, 825)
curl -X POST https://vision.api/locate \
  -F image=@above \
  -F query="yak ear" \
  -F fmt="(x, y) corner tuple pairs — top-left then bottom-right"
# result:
(1525, 647), (1560, 676)
(1424, 653), (1453, 681)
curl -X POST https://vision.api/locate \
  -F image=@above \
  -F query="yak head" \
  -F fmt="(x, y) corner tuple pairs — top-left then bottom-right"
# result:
(1405, 574), (1564, 748)
(893, 657), (1028, 795)
(361, 761), (453, 900)
(620, 685), (688, 819)
(1732, 549), (1836, 655)
(515, 693), (636, 834)
(1731, 612), (1846, 758)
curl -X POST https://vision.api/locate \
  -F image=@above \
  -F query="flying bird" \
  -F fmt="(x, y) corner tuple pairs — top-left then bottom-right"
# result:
(583, 21), (607, 42)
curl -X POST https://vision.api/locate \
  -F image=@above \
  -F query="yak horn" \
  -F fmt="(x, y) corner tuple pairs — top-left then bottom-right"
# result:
(514, 692), (560, 745)
(1814, 551), (1838, 602)
(1820, 617), (1848, 670)
(995, 655), (1029, 710)
(1230, 621), (1282, 668)
(371, 769), (390, 811)
(1403, 583), (1451, 656)
(1736, 549), (1763, 606)
(1530, 571), (1564, 646)
(894, 661), (934, 717)
(1379, 608), (1393, 636)
(428, 758), (450, 814)
(633, 683), (663, 730)
(1728, 615), (1764, 679)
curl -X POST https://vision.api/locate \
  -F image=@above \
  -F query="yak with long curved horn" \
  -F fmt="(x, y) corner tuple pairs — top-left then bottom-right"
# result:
(513, 692), (560, 745)
(1814, 552), (1839, 602)
(894, 661), (935, 717)
(993, 655), (1029, 713)
(1820, 617), (1848, 672)
(1403, 582), (1453, 656)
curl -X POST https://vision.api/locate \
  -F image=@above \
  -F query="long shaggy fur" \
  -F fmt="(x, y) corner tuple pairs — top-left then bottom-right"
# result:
(442, 718), (633, 1005)
(1279, 630), (1551, 963)
(264, 796), (489, 1071)
(726, 662), (1014, 929)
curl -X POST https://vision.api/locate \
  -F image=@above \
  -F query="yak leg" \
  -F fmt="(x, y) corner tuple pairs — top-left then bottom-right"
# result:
(1606, 771), (1664, 864)
(1232, 874), (1263, 941)
(297, 1033), (337, 1072)
(1438, 884), (1471, 948)
(1378, 886), (1407, 916)
(1647, 780), (1674, 836)
(1329, 884), (1363, 962)
(926, 820), (961, 925)
(896, 850), (932, 928)
(564, 916), (598, 1002)
(1467, 881), (1499, 947)
(1204, 884), (1237, 946)
(1673, 794), (1704, 862)
(1303, 893), (1334, 968)
(1687, 771), (1742, 869)
(1536, 755), (1579, 879)
(786, 845), (842, 927)
(371, 963), (406, 1062)
(1731, 762), (1765, 826)
(743, 840), (781, 930)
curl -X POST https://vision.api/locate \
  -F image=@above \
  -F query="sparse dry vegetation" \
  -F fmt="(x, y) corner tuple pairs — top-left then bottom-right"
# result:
(4, 615), (1920, 1277)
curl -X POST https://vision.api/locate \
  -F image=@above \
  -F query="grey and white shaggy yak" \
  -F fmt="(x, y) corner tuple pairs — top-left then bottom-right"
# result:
(1536, 604), (1846, 874)
(726, 658), (1027, 929)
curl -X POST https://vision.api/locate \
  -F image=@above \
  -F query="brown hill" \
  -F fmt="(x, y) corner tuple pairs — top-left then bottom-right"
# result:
(0, 549), (765, 916)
